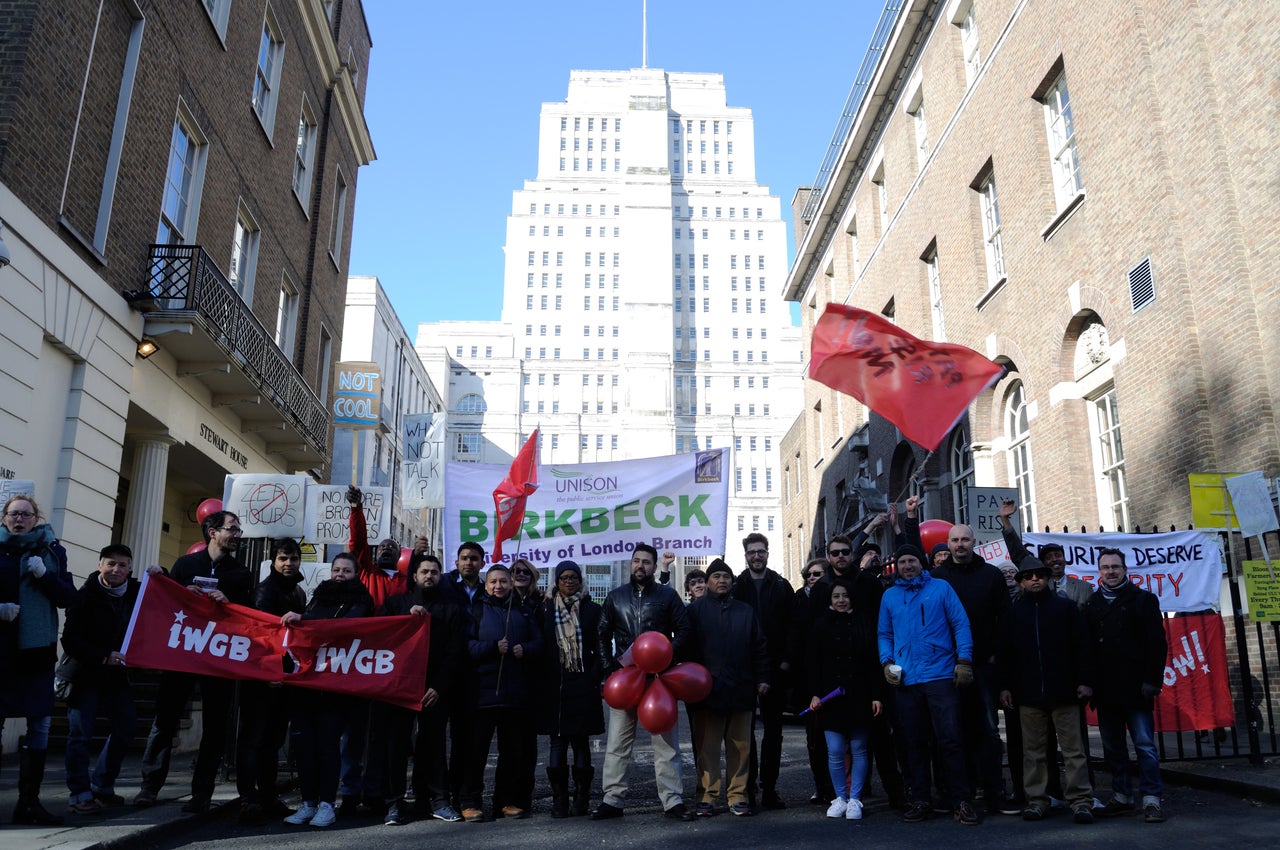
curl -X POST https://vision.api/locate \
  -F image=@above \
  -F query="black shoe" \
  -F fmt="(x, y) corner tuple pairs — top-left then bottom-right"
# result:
(664, 803), (695, 821)
(93, 791), (126, 806)
(340, 796), (361, 817)
(695, 802), (715, 818)
(1022, 805), (1046, 821)
(954, 800), (979, 826)
(1097, 798), (1133, 817)
(1073, 805), (1095, 824)
(590, 802), (624, 820)
(1143, 802), (1165, 823)
(385, 801), (407, 826)
(989, 796), (1021, 816)
(760, 791), (786, 810)
(239, 802), (268, 826)
(902, 801), (932, 823)
(181, 797), (211, 814)
(810, 793), (831, 806)
(729, 802), (753, 817)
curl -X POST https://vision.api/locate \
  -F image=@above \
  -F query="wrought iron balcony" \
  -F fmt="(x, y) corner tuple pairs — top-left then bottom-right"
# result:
(137, 244), (329, 466)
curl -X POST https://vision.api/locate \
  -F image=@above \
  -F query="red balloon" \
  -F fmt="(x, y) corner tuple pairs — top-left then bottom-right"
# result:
(637, 678), (678, 734)
(186, 541), (208, 555)
(603, 666), (648, 710)
(659, 662), (713, 703)
(631, 631), (674, 674)
(196, 498), (223, 524)
(918, 519), (954, 555)
(397, 547), (413, 574)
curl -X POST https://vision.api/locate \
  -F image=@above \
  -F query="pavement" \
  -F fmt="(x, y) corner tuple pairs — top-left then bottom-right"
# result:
(1, 740), (1277, 850)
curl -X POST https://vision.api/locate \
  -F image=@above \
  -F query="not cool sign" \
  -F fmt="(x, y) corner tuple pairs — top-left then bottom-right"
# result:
(332, 362), (381, 429)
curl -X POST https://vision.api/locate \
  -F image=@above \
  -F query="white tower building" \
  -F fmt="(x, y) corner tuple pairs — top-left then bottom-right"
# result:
(422, 68), (801, 557)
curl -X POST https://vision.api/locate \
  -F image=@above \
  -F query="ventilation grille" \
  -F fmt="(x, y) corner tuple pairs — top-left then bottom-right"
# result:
(1128, 257), (1155, 312)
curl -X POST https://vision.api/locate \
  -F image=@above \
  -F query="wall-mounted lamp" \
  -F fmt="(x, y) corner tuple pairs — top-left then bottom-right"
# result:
(0, 219), (12, 269)
(136, 339), (159, 359)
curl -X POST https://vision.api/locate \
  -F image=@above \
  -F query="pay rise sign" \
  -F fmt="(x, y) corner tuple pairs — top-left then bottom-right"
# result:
(444, 450), (730, 565)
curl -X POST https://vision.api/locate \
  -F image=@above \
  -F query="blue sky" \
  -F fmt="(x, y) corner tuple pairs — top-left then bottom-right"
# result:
(348, 2), (882, 328)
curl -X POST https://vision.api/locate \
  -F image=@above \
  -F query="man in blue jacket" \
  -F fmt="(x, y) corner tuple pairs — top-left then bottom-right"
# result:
(877, 544), (978, 826)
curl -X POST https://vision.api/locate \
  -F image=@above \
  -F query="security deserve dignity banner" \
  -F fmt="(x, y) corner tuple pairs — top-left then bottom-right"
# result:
(444, 449), (729, 566)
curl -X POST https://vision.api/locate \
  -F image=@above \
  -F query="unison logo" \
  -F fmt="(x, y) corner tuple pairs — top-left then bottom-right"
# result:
(551, 468), (620, 494)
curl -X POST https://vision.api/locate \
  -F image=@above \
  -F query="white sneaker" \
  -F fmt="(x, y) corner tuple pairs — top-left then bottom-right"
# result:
(845, 799), (863, 820)
(285, 802), (317, 825)
(309, 801), (337, 828)
(826, 798), (848, 818)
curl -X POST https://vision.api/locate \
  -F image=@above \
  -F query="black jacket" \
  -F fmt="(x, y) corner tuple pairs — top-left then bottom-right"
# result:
(1085, 581), (1167, 709)
(998, 587), (1094, 708)
(467, 593), (543, 710)
(536, 593), (605, 736)
(304, 578), (376, 620)
(598, 579), (691, 673)
(381, 583), (465, 699)
(931, 555), (1010, 665)
(170, 548), (253, 606)
(731, 567), (795, 671)
(806, 607), (884, 733)
(61, 574), (140, 692)
(686, 592), (768, 714)
(253, 569), (306, 618)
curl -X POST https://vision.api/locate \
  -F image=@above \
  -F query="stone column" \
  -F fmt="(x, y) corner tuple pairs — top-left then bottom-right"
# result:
(122, 434), (175, 569)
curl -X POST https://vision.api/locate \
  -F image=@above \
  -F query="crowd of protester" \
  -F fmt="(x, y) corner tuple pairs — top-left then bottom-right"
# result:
(0, 488), (1168, 829)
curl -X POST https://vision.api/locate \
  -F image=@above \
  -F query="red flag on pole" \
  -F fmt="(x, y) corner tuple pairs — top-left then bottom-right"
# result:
(491, 428), (540, 563)
(809, 305), (1004, 451)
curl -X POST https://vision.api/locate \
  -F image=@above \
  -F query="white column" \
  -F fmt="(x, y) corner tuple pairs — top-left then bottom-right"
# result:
(122, 435), (175, 569)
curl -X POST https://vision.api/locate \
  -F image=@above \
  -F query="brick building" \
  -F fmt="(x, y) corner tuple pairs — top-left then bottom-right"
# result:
(0, 0), (374, 752)
(780, 0), (1278, 569)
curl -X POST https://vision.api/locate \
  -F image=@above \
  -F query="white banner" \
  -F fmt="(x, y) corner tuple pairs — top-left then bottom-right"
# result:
(304, 485), (391, 545)
(974, 530), (1222, 612)
(222, 474), (309, 538)
(444, 450), (729, 567)
(401, 412), (446, 509)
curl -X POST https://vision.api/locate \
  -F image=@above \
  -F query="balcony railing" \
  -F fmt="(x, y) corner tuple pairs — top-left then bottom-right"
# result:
(145, 244), (329, 460)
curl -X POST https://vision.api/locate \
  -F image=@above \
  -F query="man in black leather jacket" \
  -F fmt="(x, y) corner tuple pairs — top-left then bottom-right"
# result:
(591, 543), (693, 821)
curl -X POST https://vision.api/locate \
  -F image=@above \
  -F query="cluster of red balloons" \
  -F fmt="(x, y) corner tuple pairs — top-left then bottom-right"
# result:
(186, 497), (225, 554)
(603, 631), (712, 734)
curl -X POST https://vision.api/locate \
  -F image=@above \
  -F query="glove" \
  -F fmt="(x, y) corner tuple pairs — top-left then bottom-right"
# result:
(26, 555), (47, 578)
(0, 602), (19, 622)
(883, 663), (902, 686)
(954, 659), (975, 687)
(1140, 682), (1161, 699)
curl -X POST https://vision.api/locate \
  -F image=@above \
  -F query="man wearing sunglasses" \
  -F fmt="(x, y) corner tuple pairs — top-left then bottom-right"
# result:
(997, 560), (1095, 824)
(136, 510), (252, 812)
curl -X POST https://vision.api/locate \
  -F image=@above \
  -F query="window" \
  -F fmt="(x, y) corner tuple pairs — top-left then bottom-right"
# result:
(202, 0), (231, 39)
(328, 168), (348, 264)
(956, 0), (981, 84)
(907, 85), (928, 167)
(456, 393), (487, 413)
(252, 6), (285, 134)
(292, 100), (318, 207)
(1004, 380), (1036, 529)
(1042, 69), (1083, 208)
(924, 247), (946, 342)
(456, 433), (482, 461)
(873, 162), (888, 233)
(274, 273), (299, 354)
(228, 204), (259, 300)
(977, 171), (1005, 285)
(949, 425), (974, 527)
(1078, 383), (1130, 527)
(156, 107), (207, 245)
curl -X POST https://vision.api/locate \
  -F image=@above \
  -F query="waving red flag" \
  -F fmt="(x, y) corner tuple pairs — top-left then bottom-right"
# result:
(491, 429), (540, 562)
(809, 305), (1004, 451)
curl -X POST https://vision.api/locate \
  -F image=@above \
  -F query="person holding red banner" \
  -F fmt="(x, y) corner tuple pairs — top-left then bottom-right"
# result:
(135, 510), (252, 813)
(235, 537), (307, 825)
(459, 564), (543, 822)
(282, 553), (377, 828)
(1085, 548), (1168, 824)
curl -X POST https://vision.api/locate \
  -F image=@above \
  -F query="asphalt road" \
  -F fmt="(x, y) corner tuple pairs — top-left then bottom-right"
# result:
(134, 717), (1278, 850)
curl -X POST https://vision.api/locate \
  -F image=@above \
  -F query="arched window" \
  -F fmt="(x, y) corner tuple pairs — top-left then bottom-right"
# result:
(456, 394), (486, 414)
(1004, 380), (1036, 530)
(949, 424), (973, 526)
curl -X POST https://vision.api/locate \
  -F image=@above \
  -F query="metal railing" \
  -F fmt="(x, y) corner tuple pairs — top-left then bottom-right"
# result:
(800, 0), (907, 222)
(145, 244), (329, 458)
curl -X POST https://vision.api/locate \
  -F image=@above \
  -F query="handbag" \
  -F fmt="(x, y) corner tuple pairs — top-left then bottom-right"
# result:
(53, 653), (80, 700)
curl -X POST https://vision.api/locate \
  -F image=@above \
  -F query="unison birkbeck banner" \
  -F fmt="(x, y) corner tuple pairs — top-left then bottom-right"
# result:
(120, 574), (430, 710)
(444, 449), (730, 566)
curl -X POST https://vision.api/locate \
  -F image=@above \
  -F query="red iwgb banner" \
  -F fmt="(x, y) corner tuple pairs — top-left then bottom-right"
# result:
(121, 573), (430, 710)
(809, 305), (1005, 451)
(1153, 613), (1234, 732)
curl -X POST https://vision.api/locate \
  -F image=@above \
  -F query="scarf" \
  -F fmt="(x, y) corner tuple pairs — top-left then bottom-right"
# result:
(553, 591), (584, 672)
(98, 573), (129, 598)
(1100, 583), (1121, 604)
(0, 523), (60, 650)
